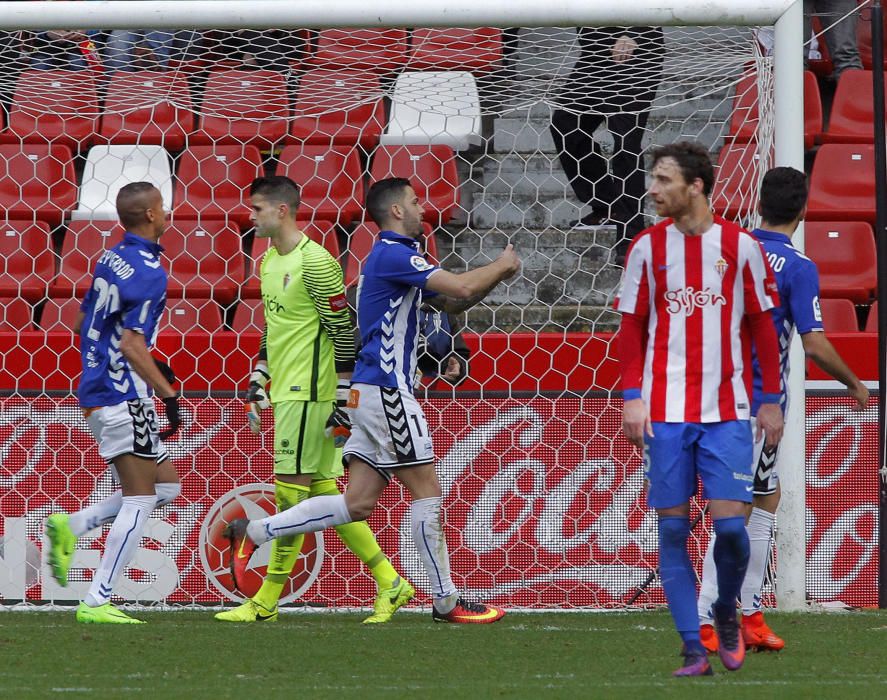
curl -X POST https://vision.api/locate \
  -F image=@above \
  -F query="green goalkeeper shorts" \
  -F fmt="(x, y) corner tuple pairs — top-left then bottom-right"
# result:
(271, 400), (342, 478)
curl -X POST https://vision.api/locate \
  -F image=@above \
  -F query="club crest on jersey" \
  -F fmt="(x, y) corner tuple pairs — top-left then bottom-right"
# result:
(282, 273), (291, 290)
(715, 257), (728, 278)
(664, 286), (727, 316)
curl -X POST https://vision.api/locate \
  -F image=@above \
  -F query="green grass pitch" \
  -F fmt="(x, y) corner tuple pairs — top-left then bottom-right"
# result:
(2, 609), (886, 698)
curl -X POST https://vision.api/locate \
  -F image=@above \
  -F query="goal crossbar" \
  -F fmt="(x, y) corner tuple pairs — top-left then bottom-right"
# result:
(0, 0), (800, 30)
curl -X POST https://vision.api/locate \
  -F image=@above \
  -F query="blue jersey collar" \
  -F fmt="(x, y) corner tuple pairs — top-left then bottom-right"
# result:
(752, 228), (792, 245)
(379, 229), (421, 251)
(123, 231), (164, 255)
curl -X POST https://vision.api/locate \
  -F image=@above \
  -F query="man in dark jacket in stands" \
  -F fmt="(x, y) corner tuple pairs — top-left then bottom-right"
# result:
(550, 26), (665, 263)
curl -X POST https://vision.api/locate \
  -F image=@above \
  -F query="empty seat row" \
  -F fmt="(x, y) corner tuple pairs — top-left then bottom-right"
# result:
(0, 141), (460, 229)
(0, 218), (326, 305)
(0, 216), (439, 305)
(727, 69), (822, 150)
(0, 67), (482, 152)
(713, 141), (885, 229)
(819, 298), (880, 333)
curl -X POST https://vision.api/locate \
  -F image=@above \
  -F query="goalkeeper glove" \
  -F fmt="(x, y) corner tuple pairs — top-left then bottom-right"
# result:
(158, 396), (181, 440)
(245, 363), (271, 434)
(324, 379), (352, 448)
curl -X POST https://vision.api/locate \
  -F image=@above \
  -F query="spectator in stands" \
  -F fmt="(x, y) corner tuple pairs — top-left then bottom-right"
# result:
(103, 30), (176, 72)
(29, 29), (102, 71)
(0, 31), (24, 111)
(804, 0), (862, 80)
(210, 30), (305, 72)
(550, 27), (665, 264)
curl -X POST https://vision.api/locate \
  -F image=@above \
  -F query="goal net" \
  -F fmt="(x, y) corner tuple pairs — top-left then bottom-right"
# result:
(0, 9), (877, 611)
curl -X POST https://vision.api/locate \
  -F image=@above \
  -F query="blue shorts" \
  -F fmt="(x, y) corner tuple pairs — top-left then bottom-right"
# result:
(643, 421), (754, 509)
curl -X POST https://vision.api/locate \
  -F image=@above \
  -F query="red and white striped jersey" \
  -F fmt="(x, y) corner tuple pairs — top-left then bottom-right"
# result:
(615, 216), (779, 423)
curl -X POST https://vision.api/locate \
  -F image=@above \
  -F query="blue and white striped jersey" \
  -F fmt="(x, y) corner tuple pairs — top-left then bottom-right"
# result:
(352, 230), (439, 391)
(77, 232), (168, 407)
(750, 228), (824, 415)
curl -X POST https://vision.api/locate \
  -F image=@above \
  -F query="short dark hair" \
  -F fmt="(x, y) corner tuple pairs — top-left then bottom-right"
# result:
(116, 181), (159, 228)
(650, 141), (715, 197)
(759, 166), (808, 226)
(250, 176), (301, 213)
(366, 177), (412, 227)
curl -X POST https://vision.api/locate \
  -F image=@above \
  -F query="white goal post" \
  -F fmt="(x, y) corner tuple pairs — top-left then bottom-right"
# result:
(0, 1), (814, 611)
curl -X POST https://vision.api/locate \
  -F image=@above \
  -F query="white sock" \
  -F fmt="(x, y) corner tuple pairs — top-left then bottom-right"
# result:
(697, 534), (718, 623)
(247, 494), (352, 545)
(410, 497), (457, 610)
(740, 507), (776, 615)
(155, 482), (180, 507)
(68, 491), (123, 536)
(67, 482), (180, 537)
(83, 494), (156, 607)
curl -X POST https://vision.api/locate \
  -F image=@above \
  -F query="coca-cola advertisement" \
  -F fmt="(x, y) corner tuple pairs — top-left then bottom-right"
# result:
(0, 393), (878, 608)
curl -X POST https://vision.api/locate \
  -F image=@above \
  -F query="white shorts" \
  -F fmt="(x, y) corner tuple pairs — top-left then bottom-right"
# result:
(342, 384), (435, 479)
(84, 398), (169, 464)
(751, 418), (779, 496)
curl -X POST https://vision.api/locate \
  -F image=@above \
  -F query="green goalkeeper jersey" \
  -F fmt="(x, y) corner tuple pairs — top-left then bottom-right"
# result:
(260, 235), (355, 403)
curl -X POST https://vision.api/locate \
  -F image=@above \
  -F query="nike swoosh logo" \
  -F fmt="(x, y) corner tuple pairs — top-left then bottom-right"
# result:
(745, 485), (754, 492)
(256, 611), (275, 621)
(449, 608), (502, 623)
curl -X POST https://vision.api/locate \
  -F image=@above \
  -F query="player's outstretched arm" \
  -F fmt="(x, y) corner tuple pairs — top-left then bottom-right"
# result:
(426, 244), (520, 314)
(801, 331), (870, 409)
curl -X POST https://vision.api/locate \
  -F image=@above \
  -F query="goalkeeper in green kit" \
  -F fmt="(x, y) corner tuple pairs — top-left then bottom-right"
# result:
(215, 176), (413, 623)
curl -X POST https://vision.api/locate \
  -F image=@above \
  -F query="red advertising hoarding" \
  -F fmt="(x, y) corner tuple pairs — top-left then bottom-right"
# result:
(0, 393), (877, 608)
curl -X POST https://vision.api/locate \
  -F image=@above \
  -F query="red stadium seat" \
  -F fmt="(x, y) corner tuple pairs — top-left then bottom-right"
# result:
(0, 144), (78, 227)
(408, 28), (504, 72)
(0, 297), (35, 332)
(822, 69), (886, 143)
(289, 69), (385, 150)
(242, 220), (341, 299)
(0, 220), (54, 302)
(804, 221), (877, 303)
(39, 297), (83, 333)
(161, 220), (245, 305)
(864, 301), (879, 333)
(818, 297), (860, 332)
(52, 220), (124, 297)
(709, 140), (770, 223)
(343, 220), (435, 288)
(807, 144), (876, 224)
(229, 298), (265, 333)
(277, 144), (364, 225)
(309, 29), (409, 71)
(194, 70), (289, 148)
(160, 299), (224, 334)
(728, 70), (821, 149)
(173, 145), (264, 230)
(99, 70), (196, 151)
(6, 70), (99, 149)
(368, 144), (460, 225)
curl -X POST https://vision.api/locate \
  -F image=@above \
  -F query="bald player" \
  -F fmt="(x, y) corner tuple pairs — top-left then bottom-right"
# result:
(45, 182), (182, 624)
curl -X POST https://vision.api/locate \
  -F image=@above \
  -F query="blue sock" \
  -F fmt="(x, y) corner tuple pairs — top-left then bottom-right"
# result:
(658, 516), (704, 654)
(712, 515), (750, 620)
